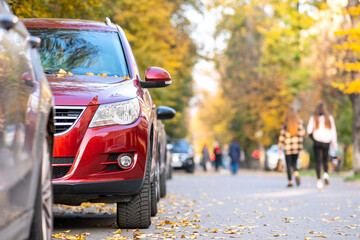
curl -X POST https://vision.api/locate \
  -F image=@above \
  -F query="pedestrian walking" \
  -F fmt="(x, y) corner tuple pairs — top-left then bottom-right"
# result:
(307, 102), (337, 189)
(278, 107), (305, 187)
(213, 142), (222, 172)
(229, 138), (241, 175)
(201, 144), (210, 172)
(252, 149), (260, 169)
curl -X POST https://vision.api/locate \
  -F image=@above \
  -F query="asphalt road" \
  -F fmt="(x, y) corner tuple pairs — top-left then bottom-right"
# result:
(52, 169), (360, 239)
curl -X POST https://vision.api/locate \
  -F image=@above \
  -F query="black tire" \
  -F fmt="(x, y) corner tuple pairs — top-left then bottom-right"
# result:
(116, 157), (151, 228)
(167, 164), (173, 179)
(186, 160), (195, 173)
(29, 136), (53, 240)
(160, 170), (166, 198)
(150, 161), (160, 216)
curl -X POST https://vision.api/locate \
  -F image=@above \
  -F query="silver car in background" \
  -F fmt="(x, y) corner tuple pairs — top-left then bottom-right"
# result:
(0, 1), (54, 239)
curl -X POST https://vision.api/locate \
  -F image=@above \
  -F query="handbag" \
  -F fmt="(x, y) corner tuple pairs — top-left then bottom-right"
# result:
(309, 119), (315, 141)
(309, 133), (314, 141)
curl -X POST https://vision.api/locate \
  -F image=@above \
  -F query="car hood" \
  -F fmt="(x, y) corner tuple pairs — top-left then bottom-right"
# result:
(47, 75), (140, 106)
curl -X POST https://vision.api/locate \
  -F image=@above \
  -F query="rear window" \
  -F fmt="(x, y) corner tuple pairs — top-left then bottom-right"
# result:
(172, 139), (192, 153)
(29, 28), (129, 77)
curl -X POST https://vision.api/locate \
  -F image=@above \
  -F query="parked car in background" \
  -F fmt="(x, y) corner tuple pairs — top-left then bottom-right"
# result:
(171, 139), (195, 173)
(0, 2), (54, 239)
(23, 17), (171, 229)
(166, 136), (174, 179)
(155, 106), (175, 197)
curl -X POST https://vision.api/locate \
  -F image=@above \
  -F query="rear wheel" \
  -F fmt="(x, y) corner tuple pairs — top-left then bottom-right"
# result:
(116, 157), (151, 228)
(160, 170), (167, 198)
(167, 164), (173, 179)
(151, 160), (160, 216)
(29, 135), (53, 240)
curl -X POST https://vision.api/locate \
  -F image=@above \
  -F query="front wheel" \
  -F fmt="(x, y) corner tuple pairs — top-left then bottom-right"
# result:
(185, 159), (195, 173)
(29, 135), (53, 240)
(117, 158), (151, 228)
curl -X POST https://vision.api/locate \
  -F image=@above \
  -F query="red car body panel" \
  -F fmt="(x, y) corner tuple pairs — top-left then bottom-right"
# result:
(47, 75), (140, 105)
(23, 18), (118, 32)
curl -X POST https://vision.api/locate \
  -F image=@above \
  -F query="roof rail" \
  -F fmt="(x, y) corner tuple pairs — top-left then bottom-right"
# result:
(105, 17), (112, 26)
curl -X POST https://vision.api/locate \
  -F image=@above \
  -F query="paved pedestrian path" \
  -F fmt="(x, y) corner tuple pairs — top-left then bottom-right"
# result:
(52, 170), (360, 239)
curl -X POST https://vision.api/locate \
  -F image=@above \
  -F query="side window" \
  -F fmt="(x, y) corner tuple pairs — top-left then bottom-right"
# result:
(117, 27), (141, 79)
(0, 23), (32, 147)
(130, 49), (141, 80)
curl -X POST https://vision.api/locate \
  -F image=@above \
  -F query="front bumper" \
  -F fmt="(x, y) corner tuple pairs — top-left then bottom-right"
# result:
(52, 105), (151, 203)
(53, 178), (143, 195)
(53, 178), (143, 205)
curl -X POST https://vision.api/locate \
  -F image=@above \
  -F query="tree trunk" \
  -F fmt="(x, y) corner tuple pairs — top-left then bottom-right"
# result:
(350, 94), (360, 175)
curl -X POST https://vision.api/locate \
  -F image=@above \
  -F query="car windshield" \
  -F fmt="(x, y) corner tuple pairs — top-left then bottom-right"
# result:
(172, 139), (191, 153)
(29, 28), (129, 77)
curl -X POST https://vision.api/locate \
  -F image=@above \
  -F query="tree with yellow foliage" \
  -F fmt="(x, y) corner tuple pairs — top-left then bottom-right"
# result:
(332, 0), (360, 175)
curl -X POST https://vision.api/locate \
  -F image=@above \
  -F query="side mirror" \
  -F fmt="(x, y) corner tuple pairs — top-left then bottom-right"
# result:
(157, 106), (176, 120)
(0, 14), (18, 31)
(140, 67), (171, 88)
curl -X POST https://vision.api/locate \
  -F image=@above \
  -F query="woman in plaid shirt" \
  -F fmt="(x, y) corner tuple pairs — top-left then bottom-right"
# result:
(278, 107), (305, 187)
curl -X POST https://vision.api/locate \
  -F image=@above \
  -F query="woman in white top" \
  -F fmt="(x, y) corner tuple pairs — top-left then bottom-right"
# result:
(307, 102), (337, 189)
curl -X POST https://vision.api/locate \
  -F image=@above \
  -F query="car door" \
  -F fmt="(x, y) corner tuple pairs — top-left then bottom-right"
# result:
(0, 7), (40, 234)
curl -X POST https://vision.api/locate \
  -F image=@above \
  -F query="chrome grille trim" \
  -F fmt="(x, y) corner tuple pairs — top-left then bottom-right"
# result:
(54, 106), (86, 136)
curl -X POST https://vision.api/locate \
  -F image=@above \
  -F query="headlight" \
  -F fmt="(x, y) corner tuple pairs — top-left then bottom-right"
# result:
(89, 98), (140, 127)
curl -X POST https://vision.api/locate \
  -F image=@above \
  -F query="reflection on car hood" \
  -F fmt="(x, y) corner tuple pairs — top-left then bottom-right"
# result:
(47, 75), (139, 105)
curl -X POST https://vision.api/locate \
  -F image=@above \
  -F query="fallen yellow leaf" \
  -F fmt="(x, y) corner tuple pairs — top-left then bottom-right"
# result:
(55, 73), (66, 78)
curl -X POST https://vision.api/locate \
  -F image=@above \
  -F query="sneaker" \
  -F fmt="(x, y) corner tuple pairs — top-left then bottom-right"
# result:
(295, 175), (301, 186)
(287, 183), (293, 188)
(316, 180), (323, 190)
(323, 173), (329, 185)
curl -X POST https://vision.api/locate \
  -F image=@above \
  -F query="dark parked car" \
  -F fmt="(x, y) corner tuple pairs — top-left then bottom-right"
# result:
(0, 1), (54, 239)
(156, 107), (175, 197)
(23, 17), (172, 228)
(171, 139), (195, 173)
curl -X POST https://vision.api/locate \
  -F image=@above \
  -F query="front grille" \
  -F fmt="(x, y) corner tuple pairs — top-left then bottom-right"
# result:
(52, 157), (75, 179)
(54, 106), (86, 135)
(53, 157), (75, 165)
(107, 164), (121, 171)
(52, 166), (71, 179)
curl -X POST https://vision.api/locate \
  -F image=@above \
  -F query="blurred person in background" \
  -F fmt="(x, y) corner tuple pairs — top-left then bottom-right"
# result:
(201, 144), (210, 172)
(213, 141), (222, 172)
(307, 102), (337, 190)
(252, 149), (260, 169)
(229, 138), (241, 175)
(278, 107), (305, 188)
(222, 144), (230, 170)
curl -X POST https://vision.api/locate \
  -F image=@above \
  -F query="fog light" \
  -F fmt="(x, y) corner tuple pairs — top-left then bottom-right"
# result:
(117, 154), (133, 169)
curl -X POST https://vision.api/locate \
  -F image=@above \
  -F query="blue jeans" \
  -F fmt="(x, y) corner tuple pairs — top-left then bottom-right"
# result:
(231, 163), (239, 175)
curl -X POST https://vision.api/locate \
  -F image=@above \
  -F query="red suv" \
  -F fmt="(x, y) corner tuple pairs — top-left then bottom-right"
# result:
(23, 18), (174, 228)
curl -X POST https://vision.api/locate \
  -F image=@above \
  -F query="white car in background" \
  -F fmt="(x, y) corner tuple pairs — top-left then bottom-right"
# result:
(265, 144), (302, 171)
(265, 145), (285, 171)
